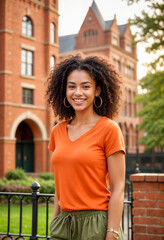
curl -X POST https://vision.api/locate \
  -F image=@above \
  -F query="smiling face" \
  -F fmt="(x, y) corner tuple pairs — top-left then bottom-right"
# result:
(66, 70), (101, 114)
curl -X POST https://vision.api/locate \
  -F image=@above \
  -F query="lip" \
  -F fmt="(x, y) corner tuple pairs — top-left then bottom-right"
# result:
(72, 98), (86, 105)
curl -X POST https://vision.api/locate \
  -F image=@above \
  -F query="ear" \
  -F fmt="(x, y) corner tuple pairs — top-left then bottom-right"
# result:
(95, 86), (101, 97)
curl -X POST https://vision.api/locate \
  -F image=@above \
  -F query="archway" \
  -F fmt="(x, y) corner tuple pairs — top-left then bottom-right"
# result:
(15, 121), (34, 172)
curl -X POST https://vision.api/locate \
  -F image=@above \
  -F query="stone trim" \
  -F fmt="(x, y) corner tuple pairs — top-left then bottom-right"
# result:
(43, 42), (59, 48)
(10, 111), (47, 140)
(0, 29), (13, 34)
(20, 74), (36, 80)
(21, 34), (36, 41)
(0, 70), (12, 75)
(21, 82), (36, 89)
(0, 102), (46, 110)
(21, 43), (36, 51)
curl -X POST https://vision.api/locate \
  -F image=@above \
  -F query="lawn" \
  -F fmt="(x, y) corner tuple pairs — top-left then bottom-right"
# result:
(0, 203), (54, 238)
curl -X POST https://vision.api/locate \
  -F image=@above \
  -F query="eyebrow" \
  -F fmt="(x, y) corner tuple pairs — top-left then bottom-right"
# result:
(67, 81), (92, 85)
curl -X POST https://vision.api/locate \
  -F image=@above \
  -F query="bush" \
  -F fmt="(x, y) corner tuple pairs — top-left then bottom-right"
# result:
(0, 177), (55, 203)
(39, 172), (54, 181)
(5, 168), (27, 180)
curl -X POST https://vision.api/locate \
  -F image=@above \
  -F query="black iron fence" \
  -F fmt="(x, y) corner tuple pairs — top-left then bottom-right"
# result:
(0, 182), (133, 240)
(126, 152), (164, 179)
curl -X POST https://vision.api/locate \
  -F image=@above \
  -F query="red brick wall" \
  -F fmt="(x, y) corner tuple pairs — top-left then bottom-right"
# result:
(0, 0), (59, 176)
(130, 173), (164, 240)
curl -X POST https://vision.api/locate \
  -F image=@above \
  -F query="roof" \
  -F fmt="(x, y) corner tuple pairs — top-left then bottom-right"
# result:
(119, 24), (127, 34)
(105, 20), (114, 30)
(59, 34), (76, 54)
(59, 1), (128, 54)
(91, 0), (105, 29)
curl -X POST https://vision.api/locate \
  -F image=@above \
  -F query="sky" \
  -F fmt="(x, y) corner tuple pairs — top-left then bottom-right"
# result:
(58, 0), (150, 79)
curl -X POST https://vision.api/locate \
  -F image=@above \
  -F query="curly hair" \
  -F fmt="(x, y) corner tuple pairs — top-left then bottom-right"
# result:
(46, 55), (122, 120)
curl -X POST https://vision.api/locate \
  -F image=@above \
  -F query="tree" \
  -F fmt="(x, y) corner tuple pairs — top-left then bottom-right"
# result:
(125, 0), (164, 70)
(135, 72), (164, 150)
(124, 0), (164, 150)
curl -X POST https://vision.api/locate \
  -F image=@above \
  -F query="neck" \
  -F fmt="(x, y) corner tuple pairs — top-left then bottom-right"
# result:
(73, 110), (100, 124)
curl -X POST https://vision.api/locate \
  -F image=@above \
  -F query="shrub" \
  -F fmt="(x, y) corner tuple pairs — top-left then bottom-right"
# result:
(39, 172), (54, 181)
(0, 177), (55, 203)
(5, 168), (27, 180)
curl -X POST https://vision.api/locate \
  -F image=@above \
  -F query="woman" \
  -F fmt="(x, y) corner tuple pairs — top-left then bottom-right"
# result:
(47, 55), (125, 240)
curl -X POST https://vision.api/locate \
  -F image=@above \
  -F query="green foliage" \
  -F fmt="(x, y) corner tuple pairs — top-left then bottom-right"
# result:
(6, 168), (27, 180)
(39, 172), (54, 180)
(0, 176), (55, 203)
(135, 71), (164, 150)
(124, 0), (164, 70)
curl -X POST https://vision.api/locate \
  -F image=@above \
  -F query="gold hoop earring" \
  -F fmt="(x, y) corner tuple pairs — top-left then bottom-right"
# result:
(94, 96), (103, 108)
(63, 97), (71, 108)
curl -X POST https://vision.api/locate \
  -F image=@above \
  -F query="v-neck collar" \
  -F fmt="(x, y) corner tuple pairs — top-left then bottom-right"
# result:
(65, 116), (106, 143)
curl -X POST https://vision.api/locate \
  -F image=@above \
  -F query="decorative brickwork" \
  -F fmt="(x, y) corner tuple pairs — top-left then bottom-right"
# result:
(130, 173), (164, 240)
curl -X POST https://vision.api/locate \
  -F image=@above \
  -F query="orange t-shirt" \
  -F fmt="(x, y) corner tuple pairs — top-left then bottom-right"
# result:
(48, 117), (125, 211)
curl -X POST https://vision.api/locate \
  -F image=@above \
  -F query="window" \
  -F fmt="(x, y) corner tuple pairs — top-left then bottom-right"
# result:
(125, 42), (132, 53)
(83, 30), (98, 44)
(124, 65), (134, 78)
(21, 49), (33, 76)
(22, 88), (33, 104)
(113, 58), (121, 71)
(50, 22), (56, 43)
(50, 56), (55, 69)
(22, 16), (33, 37)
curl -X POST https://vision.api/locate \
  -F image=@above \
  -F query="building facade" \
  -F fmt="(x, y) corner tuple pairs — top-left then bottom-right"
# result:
(0, 0), (59, 176)
(59, 0), (140, 155)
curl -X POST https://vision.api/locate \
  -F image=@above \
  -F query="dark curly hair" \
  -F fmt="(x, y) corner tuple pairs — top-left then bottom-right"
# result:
(46, 55), (122, 120)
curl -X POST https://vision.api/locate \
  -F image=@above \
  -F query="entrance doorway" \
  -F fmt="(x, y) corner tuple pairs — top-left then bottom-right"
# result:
(15, 122), (34, 172)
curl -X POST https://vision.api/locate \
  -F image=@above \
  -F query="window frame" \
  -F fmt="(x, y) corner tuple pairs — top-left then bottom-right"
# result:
(22, 88), (34, 105)
(50, 22), (56, 43)
(22, 16), (33, 37)
(21, 49), (34, 76)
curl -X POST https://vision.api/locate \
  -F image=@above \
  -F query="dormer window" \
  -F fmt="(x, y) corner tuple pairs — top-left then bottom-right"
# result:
(125, 42), (132, 53)
(112, 36), (119, 46)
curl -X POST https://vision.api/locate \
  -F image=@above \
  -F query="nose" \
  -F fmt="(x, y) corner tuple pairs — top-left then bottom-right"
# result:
(74, 87), (82, 96)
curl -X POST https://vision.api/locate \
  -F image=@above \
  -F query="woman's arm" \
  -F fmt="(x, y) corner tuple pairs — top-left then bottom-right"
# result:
(52, 193), (60, 219)
(106, 151), (125, 240)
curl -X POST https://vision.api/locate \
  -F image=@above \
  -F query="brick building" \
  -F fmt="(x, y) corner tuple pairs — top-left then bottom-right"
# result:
(59, 0), (140, 155)
(0, 0), (59, 176)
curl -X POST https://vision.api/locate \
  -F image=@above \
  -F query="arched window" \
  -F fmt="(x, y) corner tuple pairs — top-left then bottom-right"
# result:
(22, 16), (33, 37)
(50, 22), (56, 43)
(50, 56), (55, 69)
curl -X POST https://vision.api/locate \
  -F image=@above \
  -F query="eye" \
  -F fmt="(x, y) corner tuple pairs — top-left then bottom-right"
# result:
(68, 85), (75, 89)
(83, 85), (90, 89)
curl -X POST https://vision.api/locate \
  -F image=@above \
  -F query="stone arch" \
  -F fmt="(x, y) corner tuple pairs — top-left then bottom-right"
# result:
(10, 111), (47, 140)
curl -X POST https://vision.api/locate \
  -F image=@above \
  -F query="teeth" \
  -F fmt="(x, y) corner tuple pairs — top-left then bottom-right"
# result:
(74, 99), (84, 102)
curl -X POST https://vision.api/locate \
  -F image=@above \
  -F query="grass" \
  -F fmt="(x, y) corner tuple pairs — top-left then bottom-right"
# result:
(0, 203), (54, 238)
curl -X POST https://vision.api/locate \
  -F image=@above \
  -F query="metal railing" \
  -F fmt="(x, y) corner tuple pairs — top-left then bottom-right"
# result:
(0, 182), (133, 240)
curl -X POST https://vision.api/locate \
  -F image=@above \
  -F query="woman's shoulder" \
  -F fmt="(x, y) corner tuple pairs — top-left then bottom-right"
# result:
(50, 119), (70, 133)
(101, 117), (119, 128)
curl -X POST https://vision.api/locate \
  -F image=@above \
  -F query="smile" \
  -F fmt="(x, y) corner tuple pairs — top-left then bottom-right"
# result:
(73, 99), (86, 103)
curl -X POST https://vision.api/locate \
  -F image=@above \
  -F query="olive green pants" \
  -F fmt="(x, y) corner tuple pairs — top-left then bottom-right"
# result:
(50, 210), (124, 240)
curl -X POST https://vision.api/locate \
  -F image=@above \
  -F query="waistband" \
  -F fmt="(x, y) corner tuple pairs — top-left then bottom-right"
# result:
(60, 209), (108, 218)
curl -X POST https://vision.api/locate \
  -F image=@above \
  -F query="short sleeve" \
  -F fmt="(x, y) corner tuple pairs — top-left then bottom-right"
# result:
(48, 127), (56, 152)
(104, 121), (125, 157)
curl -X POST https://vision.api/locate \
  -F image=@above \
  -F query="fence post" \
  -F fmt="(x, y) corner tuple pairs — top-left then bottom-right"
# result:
(30, 181), (40, 240)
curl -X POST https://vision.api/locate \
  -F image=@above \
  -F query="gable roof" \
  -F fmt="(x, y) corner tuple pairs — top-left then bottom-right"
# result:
(59, 34), (76, 54)
(119, 24), (127, 34)
(59, 1), (129, 54)
(91, 0), (105, 29)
